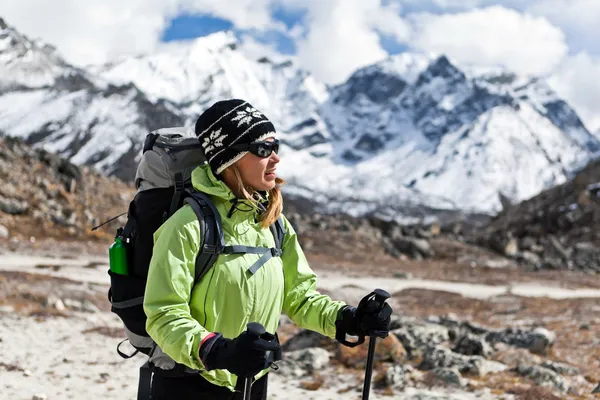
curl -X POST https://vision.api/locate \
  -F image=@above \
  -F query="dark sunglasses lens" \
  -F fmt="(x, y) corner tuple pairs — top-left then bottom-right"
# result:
(255, 145), (271, 157)
(254, 141), (279, 157)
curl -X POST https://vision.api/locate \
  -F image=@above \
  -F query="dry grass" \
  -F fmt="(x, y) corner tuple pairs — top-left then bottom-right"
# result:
(299, 373), (325, 391)
(81, 326), (126, 338)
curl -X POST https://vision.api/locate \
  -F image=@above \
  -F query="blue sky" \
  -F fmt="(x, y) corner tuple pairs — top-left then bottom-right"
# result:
(162, 15), (234, 42)
(140, 2), (600, 132)
(161, 13), (408, 56)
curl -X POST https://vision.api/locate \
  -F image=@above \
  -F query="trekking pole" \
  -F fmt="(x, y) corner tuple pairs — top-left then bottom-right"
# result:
(362, 289), (391, 400)
(243, 322), (266, 400)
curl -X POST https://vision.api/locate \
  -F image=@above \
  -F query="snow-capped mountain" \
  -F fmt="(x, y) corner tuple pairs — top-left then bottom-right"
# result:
(314, 55), (599, 213)
(0, 18), (184, 180)
(89, 31), (330, 152)
(1, 17), (598, 216)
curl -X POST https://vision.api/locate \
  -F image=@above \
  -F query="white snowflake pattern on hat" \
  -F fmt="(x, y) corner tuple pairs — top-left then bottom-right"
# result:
(231, 106), (264, 127)
(201, 127), (227, 153)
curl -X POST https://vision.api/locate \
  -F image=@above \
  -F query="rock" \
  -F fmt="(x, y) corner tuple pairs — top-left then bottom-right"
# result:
(392, 321), (449, 357)
(368, 216), (399, 237)
(63, 298), (99, 313)
(390, 236), (434, 259)
(275, 359), (305, 378)
(51, 210), (77, 227)
(488, 232), (518, 257)
(384, 364), (406, 390)
(0, 224), (9, 238)
(571, 242), (600, 272)
(277, 347), (330, 377)
(519, 251), (542, 266)
(32, 395), (47, 400)
(382, 237), (402, 258)
(485, 327), (555, 355)
(490, 345), (542, 368)
(44, 295), (65, 311)
(547, 236), (571, 261)
(282, 330), (331, 352)
(424, 367), (466, 387)
(419, 346), (507, 377)
(428, 316), (489, 341)
(337, 334), (407, 368)
(516, 365), (569, 393)
(483, 258), (511, 268)
(393, 272), (413, 279)
(54, 298), (66, 312)
(520, 236), (538, 251)
(0, 195), (28, 215)
(540, 360), (580, 376)
(452, 334), (493, 358)
(416, 227), (433, 239)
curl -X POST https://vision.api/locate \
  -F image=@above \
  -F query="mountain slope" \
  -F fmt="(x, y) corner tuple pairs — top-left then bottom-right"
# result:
(310, 55), (600, 212)
(479, 155), (600, 272)
(0, 18), (184, 180)
(0, 135), (133, 242)
(1, 17), (599, 216)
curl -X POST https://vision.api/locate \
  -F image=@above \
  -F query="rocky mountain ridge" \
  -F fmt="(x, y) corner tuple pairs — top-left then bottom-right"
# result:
(1, 16), (599, 216)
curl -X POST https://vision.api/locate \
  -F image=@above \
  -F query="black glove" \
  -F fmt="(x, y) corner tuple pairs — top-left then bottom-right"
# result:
(335, 292), (393, 343)
(199, 330), (280, 377)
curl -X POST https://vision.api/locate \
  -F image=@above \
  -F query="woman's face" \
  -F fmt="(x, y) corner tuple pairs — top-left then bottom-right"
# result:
(225, 138), (280, 193)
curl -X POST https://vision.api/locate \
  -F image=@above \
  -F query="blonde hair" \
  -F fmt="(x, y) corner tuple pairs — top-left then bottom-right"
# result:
(228, 164), (285, 228)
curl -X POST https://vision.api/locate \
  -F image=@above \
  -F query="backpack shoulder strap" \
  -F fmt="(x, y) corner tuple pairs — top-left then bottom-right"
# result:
(223, 216), (287, 275)
(169, 172), (185, 217)
(270, 216), (287, 251)
(185, 197), (288, 280)
(183, 191), (225, 283)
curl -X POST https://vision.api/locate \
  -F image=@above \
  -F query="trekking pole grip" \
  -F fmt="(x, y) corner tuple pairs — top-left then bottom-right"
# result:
(362, 288), (391, 400)
(246, 322), (266, 338)
(373, 288), (390, 311)
(243, 322), (266, 400)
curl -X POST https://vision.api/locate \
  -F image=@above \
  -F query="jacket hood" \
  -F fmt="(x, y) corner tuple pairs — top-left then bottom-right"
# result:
(191, 164), (237, 202)
(191, 164), (267, 220)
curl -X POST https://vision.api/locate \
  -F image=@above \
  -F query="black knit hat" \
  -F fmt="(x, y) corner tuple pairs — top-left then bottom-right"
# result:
(195, 99), (277, 175)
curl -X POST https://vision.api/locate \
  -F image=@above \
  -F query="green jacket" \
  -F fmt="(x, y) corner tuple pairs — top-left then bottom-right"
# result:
(143, 164), (346, 391)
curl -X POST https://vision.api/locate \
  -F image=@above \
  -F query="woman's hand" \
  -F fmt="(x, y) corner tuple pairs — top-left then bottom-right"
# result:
(335, 292), (393, 344)
(200, 329), (280, 377)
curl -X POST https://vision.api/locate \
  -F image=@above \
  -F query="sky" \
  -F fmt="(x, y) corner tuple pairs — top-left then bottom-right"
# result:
(3, 0), (600, 131)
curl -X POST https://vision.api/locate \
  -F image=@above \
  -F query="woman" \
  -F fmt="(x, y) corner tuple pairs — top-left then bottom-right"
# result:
(143, 99), (392, 400)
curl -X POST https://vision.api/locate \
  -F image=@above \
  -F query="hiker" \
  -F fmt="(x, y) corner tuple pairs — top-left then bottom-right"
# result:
(142, 99), (393, 400)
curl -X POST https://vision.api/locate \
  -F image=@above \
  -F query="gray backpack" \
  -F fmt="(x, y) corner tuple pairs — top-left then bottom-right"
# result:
(107, 127), (286, 399)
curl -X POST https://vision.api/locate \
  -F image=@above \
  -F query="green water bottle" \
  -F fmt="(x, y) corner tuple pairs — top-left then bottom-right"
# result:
(109, 236), (129, 275)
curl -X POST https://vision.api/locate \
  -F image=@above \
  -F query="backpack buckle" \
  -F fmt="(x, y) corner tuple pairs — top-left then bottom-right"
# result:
(270, 248), (282, 257)
(174, 178), (185, 192)
(203, 244), (219, 254)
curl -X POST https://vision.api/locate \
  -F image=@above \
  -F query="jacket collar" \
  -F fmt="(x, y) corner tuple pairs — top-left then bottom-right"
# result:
(191, 164), (266, 221)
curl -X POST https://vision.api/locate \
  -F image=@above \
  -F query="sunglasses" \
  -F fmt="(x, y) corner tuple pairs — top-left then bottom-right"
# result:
(232, 139), (280, 158)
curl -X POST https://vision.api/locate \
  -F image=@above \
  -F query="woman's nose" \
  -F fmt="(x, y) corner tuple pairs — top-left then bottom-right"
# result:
(270, 151), (280, 163)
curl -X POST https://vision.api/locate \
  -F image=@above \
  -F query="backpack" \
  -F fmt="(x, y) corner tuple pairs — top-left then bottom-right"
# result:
(106, 127), (286, 399)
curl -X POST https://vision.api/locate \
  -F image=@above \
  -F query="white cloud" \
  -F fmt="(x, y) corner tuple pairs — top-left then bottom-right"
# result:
(431, 0), (482, 9)
(2, 0), (276, 66)
(548, 52), (600, 132)
(526, 0), (600, 55)
(238, 34), (293, 63)
(409, 5), (568, 76)
(289, 0), (411, 84)
(2, 0), (598, 132)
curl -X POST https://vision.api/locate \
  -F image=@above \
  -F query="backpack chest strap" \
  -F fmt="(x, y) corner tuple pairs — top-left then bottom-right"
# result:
(223, 245), (283, 275)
